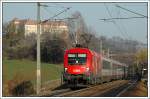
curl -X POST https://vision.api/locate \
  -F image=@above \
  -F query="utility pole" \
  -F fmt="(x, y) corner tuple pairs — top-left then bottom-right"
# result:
(37, 2), (41, 95)
(107, 48), (110, 58)
(15, 25), (18, 34)
(132, 65), (134, 79)
(100, 39), (103, 54)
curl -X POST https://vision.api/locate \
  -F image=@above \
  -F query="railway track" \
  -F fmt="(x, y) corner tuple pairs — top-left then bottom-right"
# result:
(48, 80), (129, 97)
(42, 88), (71, 97)
(97, 79), (138, 97)
(116, 79), (138, 96)
(39, 79), (137, 97)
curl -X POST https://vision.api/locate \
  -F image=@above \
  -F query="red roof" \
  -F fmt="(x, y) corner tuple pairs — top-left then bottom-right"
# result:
(11, 18), (67, 26)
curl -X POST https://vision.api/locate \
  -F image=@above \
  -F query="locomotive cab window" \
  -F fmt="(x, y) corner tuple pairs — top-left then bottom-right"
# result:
(68, 53), (87, 65)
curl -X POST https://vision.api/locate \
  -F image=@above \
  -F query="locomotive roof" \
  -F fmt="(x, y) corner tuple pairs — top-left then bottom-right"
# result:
(66, 47), (128, 67)
(66, 47), (92, 53)
(66, 47), (100, 56)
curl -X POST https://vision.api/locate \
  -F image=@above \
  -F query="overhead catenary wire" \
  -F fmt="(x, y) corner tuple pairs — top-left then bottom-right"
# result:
(104, 3), (130, 39)
(99, 16), (146, 21)
(116, 6), (132, 40)
(43, 7), (71, 21)
(101, 4), (147, 41)
(39, 3), (71, 21)
(115, 4), (148, 18)
(42, 8), (72, 21)
(114, 4), (148, 41)
(51, 7), (71, 19)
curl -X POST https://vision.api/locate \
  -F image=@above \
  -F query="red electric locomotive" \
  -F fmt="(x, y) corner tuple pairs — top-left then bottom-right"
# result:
(62, 47), (128, 88)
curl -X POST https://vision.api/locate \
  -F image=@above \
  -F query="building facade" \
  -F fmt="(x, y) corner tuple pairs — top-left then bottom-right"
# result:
(11, 18), (69, 39)
(41, 20), (68, 39)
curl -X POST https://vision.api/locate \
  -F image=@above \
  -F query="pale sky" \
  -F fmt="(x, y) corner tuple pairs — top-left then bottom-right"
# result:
(2, 2), (148, 43)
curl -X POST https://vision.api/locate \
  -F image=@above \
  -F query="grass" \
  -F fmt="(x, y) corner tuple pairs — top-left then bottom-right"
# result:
(3, 59), (63, 85)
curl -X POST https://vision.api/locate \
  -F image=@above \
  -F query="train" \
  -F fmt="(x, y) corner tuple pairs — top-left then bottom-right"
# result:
(62, 47), (128, 88)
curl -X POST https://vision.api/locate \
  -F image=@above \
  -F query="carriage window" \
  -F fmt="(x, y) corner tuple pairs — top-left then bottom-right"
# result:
(68, 53), (86, 65)
(103, 60), (110, 69)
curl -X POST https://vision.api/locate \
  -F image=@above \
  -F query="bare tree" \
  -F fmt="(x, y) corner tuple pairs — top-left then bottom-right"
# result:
(70, 11), (88, 45)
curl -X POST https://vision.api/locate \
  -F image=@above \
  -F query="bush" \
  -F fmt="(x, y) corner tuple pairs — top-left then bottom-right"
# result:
(11, 81), (35, 96)
(41, 37), (66, 64)
(4, 71), (35, 96)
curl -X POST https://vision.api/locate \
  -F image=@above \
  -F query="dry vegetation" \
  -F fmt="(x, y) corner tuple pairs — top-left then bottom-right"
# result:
(120, 81), (148, 97)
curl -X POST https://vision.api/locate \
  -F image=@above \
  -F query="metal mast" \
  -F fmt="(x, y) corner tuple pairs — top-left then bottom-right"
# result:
(37, 2), (41, 95)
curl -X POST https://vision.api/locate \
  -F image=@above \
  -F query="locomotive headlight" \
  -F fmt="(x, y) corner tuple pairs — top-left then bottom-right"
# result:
(65, 68), (68, 72)
(86, 67), (89, 71)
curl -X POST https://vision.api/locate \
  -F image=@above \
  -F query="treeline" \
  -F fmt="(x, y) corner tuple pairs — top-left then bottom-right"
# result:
(3, 32), (68, 64)
(98, 36), (139, 54)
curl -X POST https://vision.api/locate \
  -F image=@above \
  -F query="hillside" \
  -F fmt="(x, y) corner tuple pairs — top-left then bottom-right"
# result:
(3, 59), (63, 84)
